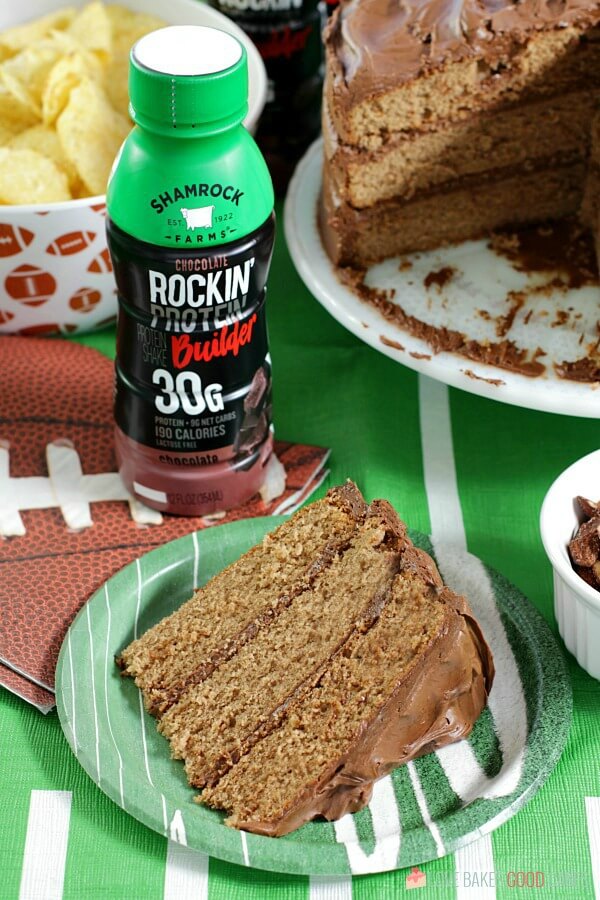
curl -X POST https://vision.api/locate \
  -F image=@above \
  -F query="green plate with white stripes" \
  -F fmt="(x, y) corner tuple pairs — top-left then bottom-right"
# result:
(56, 516), (571, 876)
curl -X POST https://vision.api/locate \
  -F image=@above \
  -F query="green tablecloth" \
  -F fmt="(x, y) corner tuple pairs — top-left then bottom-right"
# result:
(2, 200), (600, 899)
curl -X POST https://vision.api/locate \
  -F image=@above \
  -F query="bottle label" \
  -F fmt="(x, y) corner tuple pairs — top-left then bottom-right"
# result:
(108, 214), (275, 468)
(244, 10), (323, 86)
(246, 10), (324, 190)
(213, 0), (320, 21)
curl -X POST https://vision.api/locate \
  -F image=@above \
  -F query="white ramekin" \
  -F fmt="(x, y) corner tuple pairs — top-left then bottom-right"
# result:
(540, 448), (600, 680)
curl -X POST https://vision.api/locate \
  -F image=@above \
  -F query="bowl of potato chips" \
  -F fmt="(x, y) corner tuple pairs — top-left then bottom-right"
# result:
(0, 0), (268, 335)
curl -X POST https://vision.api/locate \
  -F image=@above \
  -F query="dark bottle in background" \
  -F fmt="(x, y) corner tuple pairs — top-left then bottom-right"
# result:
(213, 0), (325, 193)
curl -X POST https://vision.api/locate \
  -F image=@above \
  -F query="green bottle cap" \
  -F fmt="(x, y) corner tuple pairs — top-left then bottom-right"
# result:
(129, 25), (248, 136)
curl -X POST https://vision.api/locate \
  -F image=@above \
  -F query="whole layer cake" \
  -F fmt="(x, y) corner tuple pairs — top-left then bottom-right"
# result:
(321, 0), (600, 266)
(119, 483), (494, 836)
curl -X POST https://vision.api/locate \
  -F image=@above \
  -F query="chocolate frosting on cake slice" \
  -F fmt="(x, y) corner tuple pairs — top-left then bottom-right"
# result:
(329, 0), (600, 101)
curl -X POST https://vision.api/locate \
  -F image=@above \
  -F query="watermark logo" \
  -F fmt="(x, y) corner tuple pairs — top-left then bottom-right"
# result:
(507, 871), (545, 888)
(406, 866), (427, 890)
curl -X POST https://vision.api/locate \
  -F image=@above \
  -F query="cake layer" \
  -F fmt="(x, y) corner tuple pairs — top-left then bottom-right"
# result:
(325, 1), (600, 148)
(159, 501), (406, 789)
(321, 159), (586, 266)
(325, 90), (599, 209)
(117, 483), (368, 716)
(202, 566), (494, 836)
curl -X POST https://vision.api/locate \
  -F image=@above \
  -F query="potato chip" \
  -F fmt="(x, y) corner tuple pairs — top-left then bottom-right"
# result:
(2, 27), (98, 102)
(106, 5), (165, 40)
(44, 28), (86, 56)
(0, 148), (71, 204)
(103, 8), (165, 116)
(0, 2), (165, 204)
(1, 40), (63, 104)
(9, 124), (79, 189)
(0, 69), (41, 119)
(56, 77), (130, 195)
(67, 2), (112, 61)
(70, 179), (91, 199)
(0, 82), (39, 132)
(42, 51), (104, 125)
(0, 123), (18, 146)
(103, 54), (130, 118)
(0, 8), (76, 61)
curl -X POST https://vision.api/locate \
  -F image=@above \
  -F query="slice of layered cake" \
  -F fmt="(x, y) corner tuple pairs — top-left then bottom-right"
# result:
(159, 499), (405, 789)
(119, 483), (494, 836)
(321, 0), (600, 266)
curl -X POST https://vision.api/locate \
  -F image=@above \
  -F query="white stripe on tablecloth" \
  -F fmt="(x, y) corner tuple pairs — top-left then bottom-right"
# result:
(104, 585), (124, 807)
(164, 811), (209, 900)
(406, 760), (445, 857)
(334, 776), (401, 875)
(455, 834), (496, 899)
(86, 604), (101, 783)
(419, 374), (467, 549)
(418, 376), (498, 895)
(19, 790), (72, 900)
(585, 797), (600, 897)
(309, 875), (352, 899)
(419, 375), (526, 805)
(164, 842), (209, 900)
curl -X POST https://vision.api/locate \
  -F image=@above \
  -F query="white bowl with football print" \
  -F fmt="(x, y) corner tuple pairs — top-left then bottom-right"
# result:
(0, 0), (267, 336)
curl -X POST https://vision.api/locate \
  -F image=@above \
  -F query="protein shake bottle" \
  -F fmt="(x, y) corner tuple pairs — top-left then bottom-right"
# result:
(106, 25), (275, 516)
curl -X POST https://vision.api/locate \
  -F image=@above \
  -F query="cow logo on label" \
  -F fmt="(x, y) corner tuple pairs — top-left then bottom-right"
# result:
(180, 205), (215, 231)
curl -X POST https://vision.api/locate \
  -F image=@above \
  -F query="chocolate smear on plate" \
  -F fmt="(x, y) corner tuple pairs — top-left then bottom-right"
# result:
(380, 335), (404, 351)
(489, 219), (598, 290)
(462, 369), (505, 386)
(555, 357), (600, 382)
(340, 219), (600, 382)
(341, 267), (546, 378)
(424, 266), (455, 291)
(496, 290), (526, 338)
